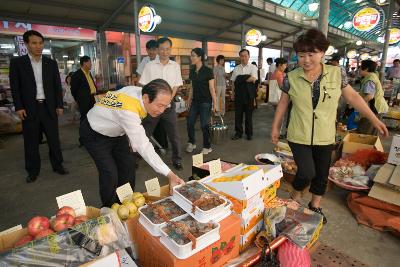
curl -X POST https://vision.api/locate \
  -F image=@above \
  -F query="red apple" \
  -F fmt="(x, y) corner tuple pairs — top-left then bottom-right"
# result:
(56, 206), (76, 218)
(35, 229), (54, 240)
(27, 216), (50, 236)
(14, 235), (34, 247)
(52, 214), (75, 232)
(74, 215), (88, 226)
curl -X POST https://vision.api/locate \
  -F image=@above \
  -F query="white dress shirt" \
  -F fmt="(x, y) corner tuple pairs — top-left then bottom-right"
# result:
(139, 58), (183, 88)
(230, 63), (258, 82)
(137, 55), (159, 75)
(87, 86), (171, 176)
(28, 53), (45, 99)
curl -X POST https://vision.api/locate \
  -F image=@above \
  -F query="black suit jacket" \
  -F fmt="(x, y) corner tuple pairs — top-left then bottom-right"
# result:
(234, 74), (257, 104)
(9, 55), (63, 119)
(70, 68), (96, 115)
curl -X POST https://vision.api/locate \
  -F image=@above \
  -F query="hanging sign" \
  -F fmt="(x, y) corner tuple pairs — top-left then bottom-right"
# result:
(138, 6), (158, 33)
(389, 28), (400, 45)
(346, 50), (357, 59)
(360, 53), (370, 60)
(352, 7), (380, 32)
(245, 29), (262, 46)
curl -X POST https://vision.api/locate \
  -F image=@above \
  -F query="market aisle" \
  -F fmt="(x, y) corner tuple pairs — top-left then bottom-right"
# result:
(0, 104), (399, 266)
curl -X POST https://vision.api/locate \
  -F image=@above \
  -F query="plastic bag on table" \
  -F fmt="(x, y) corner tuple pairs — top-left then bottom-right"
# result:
(0, 208), (132, 267)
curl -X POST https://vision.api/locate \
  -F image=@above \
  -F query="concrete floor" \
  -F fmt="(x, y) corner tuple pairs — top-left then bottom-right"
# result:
(0, 104), (399, 266)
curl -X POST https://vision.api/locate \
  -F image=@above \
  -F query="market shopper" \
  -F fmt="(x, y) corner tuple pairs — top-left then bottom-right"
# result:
(136, 40), (159, 79)
(357, 60), (389, 135)
(271, 29), (389, 224)
(80, 79), (185, 207)
(64, 72), (79, 122)
(270, 58), (287, 88)
(71, 56), (97, 123)
(139, 37), (183, 170)
(186, 48), (217, 154)
(387, 59), (400, 79)
(231, 49), (258, 141)
(9, 30), (68, 183)
(214, 55), (227, 116)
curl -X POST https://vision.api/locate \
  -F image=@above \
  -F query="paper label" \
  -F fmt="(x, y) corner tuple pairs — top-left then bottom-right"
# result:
(209, 159), (222, 176)
(145, 178), (161, 197)
(116, 183), (134, 202)
(56, 190), (86, 216)
(192, 153), (203, 167)
(0, 225), (23, 236)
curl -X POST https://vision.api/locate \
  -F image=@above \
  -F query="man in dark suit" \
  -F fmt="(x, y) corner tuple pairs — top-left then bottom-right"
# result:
(70, 56), (97, 122)
(9, 30), (68, 183)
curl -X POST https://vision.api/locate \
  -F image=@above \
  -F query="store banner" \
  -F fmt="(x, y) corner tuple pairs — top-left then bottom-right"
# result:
(352, 7), (380, 32)
(1, 21), (96, 40)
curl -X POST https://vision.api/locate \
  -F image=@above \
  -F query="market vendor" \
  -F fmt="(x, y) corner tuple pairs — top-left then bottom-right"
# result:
(271, 29), (389, 224)
(80, 79), (185, 207)
(357, 59), (389, 135)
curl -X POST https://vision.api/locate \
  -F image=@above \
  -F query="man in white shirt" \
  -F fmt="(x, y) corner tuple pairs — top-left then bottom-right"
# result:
(139, 37), (183, 170)
(10, 30), (67, 183)
(266, 57), (276, 80)
(136, 39), (159, 79)
(231, 49), (258, 140)
(80, 79), (184, 207)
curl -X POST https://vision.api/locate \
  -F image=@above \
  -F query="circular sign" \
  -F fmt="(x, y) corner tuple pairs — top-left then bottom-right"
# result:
(346, 50), (357, 59)
(353, 7), (380, 32)
(246, 29), (262, 46)
(389, 28), (400, 44)
(360, 53), (370, 60)
(138, 6), (157, 32)
(371, 55), (380, 61)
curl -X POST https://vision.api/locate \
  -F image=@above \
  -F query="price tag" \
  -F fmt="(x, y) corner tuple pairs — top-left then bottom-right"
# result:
(0, 225), (22, 236)
(116, 183), (134, 202)
(145, 178), (161, 197)
(209, 159), (222, 176)
(56, 190), (86, 216)
(192, 153), (203, 167)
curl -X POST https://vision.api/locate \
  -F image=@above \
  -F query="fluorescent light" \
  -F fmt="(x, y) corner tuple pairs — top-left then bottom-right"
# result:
(356, 40), (363, 46)
(13, 53), (18, 56)
(0, 44), (15, 49)
(43, 49), (51, 54)
(67, 60), (74, 64)
(79, 46), (84, 57)
(308, 3), (319, 12)
(63, 55), (68, 58)
(356, 0), (362, 3)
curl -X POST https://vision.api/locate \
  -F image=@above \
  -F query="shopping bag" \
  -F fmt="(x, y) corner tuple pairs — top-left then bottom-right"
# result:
(268, 80), (281, 104)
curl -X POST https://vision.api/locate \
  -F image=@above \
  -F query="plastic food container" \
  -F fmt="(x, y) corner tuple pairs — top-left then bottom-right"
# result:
(138, 197), (187, 236)
(172, 181), (229, 223)
(159, 215), (220, 259)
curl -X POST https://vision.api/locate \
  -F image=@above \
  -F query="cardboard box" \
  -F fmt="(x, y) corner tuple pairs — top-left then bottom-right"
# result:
(388, 134), (400, 165)
(342, 133), (384, 156)
(240, 203), (264, 235)
(0, 206), (100, 252)
(369, 164), (400, 206)
(240, 220), (263, 253)
(369, 184), (400, 206)
(136, 214), (241, 267)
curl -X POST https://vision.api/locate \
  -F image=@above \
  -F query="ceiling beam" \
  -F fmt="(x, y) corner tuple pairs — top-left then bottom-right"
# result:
(265, 28), (303, 46)
(99, 0), (133, 31)
(206, 12), (252, 39)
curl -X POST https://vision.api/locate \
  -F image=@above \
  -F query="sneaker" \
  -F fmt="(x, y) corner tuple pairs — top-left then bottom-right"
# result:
(186, 143), (196, 153)
(201, 148), (213, 155)
(308, 202), (327, 224)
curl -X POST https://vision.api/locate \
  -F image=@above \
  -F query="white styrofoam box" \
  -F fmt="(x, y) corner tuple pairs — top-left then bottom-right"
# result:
(159, 215), (221, 259)
(172, 181), (229, 223)
(388, 134), (400, 165)
(138, 197), (187, 236)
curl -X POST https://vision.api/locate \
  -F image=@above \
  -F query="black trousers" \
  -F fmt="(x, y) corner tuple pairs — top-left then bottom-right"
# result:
(80, 119), (136, 207)
(22, 102), (63, 176)
(142, 102), (181, 163)
(234, 101), (254, 137)
(78, 95), (96, 123)
(288, 142), (334, 196)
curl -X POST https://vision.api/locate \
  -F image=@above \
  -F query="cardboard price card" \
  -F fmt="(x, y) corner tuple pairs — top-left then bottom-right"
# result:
(209, 159), (222, 176)
(116, 183), (134, 202)
(56, 190), (86, 216)
(145, 178), (161, 197)
(192, 153), (204, 167)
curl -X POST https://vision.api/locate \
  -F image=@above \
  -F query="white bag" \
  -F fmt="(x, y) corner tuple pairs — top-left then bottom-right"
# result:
(268, 79), (281, 104)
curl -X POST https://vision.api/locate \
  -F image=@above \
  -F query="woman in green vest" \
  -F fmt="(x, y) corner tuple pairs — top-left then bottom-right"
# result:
(357, 59), (389, 135)
(271, 29), (388, 224)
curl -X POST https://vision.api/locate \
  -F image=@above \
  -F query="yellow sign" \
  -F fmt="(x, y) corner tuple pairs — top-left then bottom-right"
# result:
(389, 28), (400, 45)
(246, 29), (262, 46)
(346, 50), (357, 59)
(353, 7), (380, 32)
(138, 6), (156, 33)
(360, 53), (370, 60)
